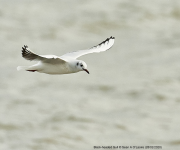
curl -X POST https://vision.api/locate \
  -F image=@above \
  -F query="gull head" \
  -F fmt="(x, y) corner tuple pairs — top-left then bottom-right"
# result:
(76, 60), (89, 74)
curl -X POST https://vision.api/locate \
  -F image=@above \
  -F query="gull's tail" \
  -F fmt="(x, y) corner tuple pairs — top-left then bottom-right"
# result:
(17, 66), (29, 71)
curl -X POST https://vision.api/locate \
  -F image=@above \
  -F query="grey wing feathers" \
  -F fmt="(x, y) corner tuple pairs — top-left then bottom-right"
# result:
(21, 45), (66, 64)
(60, 36), (115, 59)
(22, 45), (44, 61)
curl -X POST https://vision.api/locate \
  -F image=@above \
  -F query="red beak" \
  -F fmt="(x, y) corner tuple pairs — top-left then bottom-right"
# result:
(83, 69), (89, 74)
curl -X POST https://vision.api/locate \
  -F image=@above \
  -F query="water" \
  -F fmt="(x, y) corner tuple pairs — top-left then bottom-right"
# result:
(0, 0), (180, 149)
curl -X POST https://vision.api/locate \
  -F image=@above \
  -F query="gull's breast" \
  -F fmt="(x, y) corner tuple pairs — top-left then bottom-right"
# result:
(39, 63), (72, 74)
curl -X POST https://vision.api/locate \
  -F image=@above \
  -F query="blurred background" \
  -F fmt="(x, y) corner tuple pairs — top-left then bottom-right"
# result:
(0, 0), (180, 149)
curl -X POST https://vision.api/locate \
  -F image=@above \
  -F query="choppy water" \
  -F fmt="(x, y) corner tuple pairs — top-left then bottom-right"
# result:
(1, 0), (180, 149)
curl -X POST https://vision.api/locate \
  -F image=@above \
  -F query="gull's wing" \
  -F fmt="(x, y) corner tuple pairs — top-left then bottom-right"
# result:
(61, 36), (115, 60)
(21, 45), (66, 64)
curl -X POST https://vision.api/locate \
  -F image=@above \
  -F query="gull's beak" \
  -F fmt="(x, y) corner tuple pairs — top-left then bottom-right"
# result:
(83, 69), (89, 74)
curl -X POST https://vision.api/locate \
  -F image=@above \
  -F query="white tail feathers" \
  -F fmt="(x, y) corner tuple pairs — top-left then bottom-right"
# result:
(17, 66), (29, 71)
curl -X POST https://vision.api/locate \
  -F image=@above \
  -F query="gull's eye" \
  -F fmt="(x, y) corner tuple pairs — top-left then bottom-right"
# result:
(80, 64), (83, 67)
(77, 62), (79, 66)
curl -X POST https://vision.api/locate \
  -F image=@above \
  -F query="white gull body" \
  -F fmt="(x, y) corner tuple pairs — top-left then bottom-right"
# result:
(17, 36), (115, 75)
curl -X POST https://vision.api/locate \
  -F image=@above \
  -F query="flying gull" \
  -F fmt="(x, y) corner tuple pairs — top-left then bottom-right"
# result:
(17, 36), (115, 75)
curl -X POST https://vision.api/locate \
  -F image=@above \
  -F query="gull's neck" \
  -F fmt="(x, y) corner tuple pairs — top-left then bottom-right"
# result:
(68, 59), (80, 73)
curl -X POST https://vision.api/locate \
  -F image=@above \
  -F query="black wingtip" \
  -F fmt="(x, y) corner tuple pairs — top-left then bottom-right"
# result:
(21, 45), (29, 55)
(24, 45), (28, 48)
(22, 45), (28, 51)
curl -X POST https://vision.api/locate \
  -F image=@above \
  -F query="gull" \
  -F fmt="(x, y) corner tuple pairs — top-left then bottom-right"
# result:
(17, 36), (115, 75)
